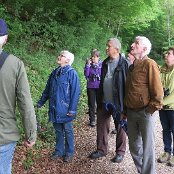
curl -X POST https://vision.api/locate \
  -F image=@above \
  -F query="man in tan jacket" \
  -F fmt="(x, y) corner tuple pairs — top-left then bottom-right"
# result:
(124, 36), (163, 174)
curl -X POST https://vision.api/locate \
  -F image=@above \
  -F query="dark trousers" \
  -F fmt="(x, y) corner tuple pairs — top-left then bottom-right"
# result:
(97, 107), (126, 155)
(87, 88), (98, 122)
(159, 110), (174, 155)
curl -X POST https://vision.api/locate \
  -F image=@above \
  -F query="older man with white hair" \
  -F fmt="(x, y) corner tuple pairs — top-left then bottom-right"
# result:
(124, 36), (164, 174)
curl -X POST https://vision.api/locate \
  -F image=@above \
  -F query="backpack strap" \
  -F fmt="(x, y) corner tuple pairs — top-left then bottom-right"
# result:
(0, 51), (9, 71)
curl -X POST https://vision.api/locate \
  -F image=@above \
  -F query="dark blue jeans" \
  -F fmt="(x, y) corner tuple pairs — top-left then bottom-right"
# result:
(159, 110), (174, 155)
(53, 121), (74, 157)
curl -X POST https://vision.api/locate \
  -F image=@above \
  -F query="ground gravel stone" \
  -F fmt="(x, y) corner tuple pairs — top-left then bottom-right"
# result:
(13, 111), (174, 173)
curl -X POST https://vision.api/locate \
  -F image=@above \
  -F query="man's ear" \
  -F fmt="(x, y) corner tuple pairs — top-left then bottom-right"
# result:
(143, 47), (147, 52)
(3, 35), (8, 45)
(66, 58), (70, 64)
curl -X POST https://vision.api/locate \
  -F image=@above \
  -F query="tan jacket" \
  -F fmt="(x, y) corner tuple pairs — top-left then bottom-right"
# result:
(124, 56), (163, 114)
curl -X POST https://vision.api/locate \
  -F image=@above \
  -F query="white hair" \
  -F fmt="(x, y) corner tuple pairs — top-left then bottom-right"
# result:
(108, 38), (121, 52)
(136, 36), (152, 55)
(60, 50), (74, 65)
(0, 35), (7, 46)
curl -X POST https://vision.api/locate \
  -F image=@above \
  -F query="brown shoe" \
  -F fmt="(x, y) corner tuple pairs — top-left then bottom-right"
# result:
(157, 152), (171, 163)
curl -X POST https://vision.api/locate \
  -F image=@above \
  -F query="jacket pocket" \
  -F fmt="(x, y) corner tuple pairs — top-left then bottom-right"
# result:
(126, 92), (149, 109)
(61, 100), (69, 108)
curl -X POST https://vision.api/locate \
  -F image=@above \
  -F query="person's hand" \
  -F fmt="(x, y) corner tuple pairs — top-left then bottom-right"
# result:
(24, 140), (35, 148)
(87, 58), (92, 65)
(67, 113), (74, 117)
(120, 113), (127, 120)
(35, 103), (41, 109)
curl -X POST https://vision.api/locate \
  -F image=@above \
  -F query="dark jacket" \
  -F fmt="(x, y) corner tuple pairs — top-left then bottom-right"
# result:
(37, 65), (81, 123)
(97, 54), (129, 118)
(84, 60), (102, 88)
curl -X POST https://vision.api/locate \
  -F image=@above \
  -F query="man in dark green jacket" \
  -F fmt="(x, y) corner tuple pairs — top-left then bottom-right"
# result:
(0, 19), (37, 174)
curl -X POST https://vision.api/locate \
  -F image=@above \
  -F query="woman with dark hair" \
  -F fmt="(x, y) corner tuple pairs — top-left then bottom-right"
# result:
(84, 49), (102, 127)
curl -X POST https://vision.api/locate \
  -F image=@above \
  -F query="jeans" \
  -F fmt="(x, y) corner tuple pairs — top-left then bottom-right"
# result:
(0, 142), (17, 174)
(159, 110), (174, 155)
(53, 121), (74, 157)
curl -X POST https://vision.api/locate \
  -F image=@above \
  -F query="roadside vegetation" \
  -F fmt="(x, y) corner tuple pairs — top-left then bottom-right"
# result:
(0, 0), (174, 171)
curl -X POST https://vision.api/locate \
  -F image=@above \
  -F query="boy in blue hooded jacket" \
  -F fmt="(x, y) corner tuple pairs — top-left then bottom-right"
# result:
(37, 50), (80, 162)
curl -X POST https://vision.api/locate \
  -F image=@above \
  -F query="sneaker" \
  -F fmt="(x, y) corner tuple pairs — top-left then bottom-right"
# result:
(111, 154), (124, 163)
(157, 152), (171, 163)
(167, 156), (174, 167)
(111, 129), (117, 134)
(63, 156), (73, 163)
(89, 151), (105, 159)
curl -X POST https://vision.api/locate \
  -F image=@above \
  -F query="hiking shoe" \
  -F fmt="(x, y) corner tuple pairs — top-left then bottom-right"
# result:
(111, 129), (117, 134)
(167, 156), (174, 167)
(111, 154), (124, 163)
(50, 152), (62, 160)
(90, 121), (96, 127)
(89, 151), (105, 159)
(63, 156), (73, 163)
(157, 152), (171, 163)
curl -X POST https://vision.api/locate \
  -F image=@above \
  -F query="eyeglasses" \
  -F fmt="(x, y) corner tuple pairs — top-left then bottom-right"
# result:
(59, 54), (65, 57)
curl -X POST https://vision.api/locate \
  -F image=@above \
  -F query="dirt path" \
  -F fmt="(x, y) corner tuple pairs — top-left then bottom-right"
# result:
(13, 111), (174, 174)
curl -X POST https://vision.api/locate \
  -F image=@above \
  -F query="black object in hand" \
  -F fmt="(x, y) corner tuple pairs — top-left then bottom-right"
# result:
(163, 88), (170, 96)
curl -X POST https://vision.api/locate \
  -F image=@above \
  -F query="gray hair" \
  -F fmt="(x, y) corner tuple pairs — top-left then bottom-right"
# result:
(60, 50), (74, 65)
(135, 36), (152, 55)
(108, 38), (121, 52)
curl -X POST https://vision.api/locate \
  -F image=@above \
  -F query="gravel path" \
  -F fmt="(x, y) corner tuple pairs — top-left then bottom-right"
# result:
(73, 111), (174, 174)
(13, 111), (174, 173)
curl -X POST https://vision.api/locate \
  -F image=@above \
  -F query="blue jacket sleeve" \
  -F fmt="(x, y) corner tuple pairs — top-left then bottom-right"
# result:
(37, 73), (52, 107)
(68, 70), (81, 115)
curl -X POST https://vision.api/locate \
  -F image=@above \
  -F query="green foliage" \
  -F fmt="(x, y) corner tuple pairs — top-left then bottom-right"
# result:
(23, 149), (34, 170)
(1, 0), (174, 170)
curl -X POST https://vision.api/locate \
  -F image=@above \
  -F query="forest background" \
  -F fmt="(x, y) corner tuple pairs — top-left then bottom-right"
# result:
(0, 0), (174, 170)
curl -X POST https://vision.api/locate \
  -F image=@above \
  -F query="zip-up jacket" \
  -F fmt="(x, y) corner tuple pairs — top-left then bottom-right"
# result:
(84, 60), (102, 88)
(37, 65), (80, 123)
(124, 57), (163, 114)
(97, 54), (129, 118)
(0, 51), (37, 145)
